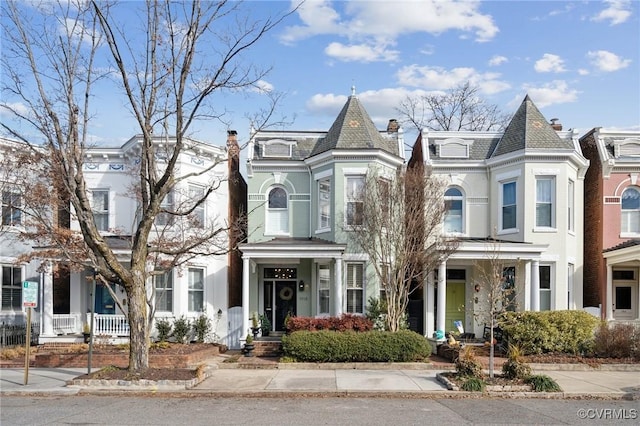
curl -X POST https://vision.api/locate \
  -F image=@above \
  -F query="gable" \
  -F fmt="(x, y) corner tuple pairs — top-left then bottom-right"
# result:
(435, 138), (473, 159)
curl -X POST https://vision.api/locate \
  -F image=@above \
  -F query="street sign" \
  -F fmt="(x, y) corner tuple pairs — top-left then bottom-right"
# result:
(22, 281), (38, 308)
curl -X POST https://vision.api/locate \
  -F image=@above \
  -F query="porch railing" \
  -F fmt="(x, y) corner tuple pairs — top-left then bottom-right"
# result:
(53, 314), (80, 334)
(88, 314), (130, 336)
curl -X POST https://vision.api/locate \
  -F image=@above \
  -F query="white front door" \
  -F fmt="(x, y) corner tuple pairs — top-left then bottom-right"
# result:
(613, 283), (636, 320)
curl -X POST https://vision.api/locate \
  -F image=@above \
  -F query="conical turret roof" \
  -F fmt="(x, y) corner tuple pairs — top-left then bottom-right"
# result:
(310, 93), (398, 156)
(491, 95), (573, 157)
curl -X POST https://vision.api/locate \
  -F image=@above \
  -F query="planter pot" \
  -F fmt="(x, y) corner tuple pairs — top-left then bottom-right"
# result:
(83, 333), (91, 344)
(243, 343), (255, 357)
(251, 327), (260, 340)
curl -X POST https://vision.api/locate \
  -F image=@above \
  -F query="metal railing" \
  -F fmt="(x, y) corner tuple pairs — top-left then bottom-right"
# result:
(0, 322), (40, 347)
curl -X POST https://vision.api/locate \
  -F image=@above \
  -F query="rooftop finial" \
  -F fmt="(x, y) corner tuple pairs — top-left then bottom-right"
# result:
(351, 85), (356, 96)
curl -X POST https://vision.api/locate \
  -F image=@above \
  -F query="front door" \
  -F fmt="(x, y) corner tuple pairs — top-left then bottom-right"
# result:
(613, 283), (636, 320)
(263, 267), (297, 331)
(95, 282), (116, 314)
(445, 281), (465, 334)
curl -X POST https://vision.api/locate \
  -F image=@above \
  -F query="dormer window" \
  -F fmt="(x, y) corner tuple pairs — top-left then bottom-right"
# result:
(260, 139), (296, 158)
(435, 138), (473, 158)
(612, 138), (640, 158)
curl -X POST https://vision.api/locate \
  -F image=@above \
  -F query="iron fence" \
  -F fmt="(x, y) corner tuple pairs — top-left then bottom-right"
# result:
(0, 322), (40, 347)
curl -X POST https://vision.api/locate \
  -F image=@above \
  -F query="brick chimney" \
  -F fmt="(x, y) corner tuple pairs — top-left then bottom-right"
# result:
(227, 130), (239, 158)
(387, 119), (399, 133)
(550, 118), (562, 131)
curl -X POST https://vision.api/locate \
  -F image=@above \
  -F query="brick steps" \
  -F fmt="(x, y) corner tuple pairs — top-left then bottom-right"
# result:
(252, 340), (282, 357)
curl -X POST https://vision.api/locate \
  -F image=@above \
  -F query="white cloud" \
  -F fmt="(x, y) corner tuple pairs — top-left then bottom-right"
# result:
(252, 80), (274, 93)
(534, 54), (566, 73)
(280, 0), (499, 62)
(591, 0), (632, 25)
(0, 102), (30, 117)
(520, 81), (579, 108)
(587, 50), (631, 72)
(396, 65), (510, 94)
(488, 55), (508, 67)
(578, 69), (590, 76)
(324, 41), (399, 63)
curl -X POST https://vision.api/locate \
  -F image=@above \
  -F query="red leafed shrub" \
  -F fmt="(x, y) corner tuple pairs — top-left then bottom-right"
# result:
(285, 314), (373, 333)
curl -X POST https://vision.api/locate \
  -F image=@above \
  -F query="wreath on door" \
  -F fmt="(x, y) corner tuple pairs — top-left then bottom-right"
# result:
(279, 286), (293, 301)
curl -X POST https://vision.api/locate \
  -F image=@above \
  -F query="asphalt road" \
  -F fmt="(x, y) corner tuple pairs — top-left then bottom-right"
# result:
(2, 396), (638, 425)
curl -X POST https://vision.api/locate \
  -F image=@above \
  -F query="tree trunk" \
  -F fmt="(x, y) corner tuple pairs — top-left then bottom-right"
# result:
(127, 277), (149, 371)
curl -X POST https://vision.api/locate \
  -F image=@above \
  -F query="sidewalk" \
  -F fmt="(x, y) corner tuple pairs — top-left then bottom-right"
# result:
(1, 359), (639, 399)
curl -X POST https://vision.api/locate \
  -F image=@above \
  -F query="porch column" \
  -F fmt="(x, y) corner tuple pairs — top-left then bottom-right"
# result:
(605, 263), (614, 321)
(436, 260), (447, 334)
(41, 261), (55, 337)
(242, 256), (250, 339)
(530, 260), (540, 312)
(333, 257), (343, 316)
(425, 270), (435, 337)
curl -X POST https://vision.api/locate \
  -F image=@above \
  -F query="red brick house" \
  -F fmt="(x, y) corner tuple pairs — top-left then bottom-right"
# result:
(580, 128), (640, 322)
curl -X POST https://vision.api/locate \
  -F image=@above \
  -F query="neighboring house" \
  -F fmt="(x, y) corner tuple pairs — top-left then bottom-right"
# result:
(0, 133), (246, 348)
(580, 128), (640, 323)
(239, 89), (405, 338)
(409, 96), (589, 338)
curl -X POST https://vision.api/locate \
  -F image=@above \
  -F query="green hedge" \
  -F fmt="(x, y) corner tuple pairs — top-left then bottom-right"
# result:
(498, 311), (598, 355)
(281, 330), (430, 362)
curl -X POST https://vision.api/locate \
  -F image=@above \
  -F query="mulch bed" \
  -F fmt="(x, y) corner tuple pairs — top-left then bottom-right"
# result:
(75, 367), (199, 381)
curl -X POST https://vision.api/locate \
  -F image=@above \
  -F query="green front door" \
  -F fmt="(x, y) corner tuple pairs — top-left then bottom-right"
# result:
(445, 281), (465, 334)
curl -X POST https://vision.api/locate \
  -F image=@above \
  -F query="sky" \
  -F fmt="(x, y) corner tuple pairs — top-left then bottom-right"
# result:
(2, 0), (639, 153)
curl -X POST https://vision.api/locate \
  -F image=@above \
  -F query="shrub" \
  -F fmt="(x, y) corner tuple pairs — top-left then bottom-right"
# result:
(282, 330), (430, 362)
(502, 343), (532, 380)
(172, 316), (191, 344)
(526, 374), (562, 392)
(192, 314), (212, 343)
(285, 314), (373, 333)
(499, 310), (598, 355)
(593, 322), (640, 360)
(155, 318), (172, 342)
(461, 377), (486, 392)
(455, 345), (484, 378)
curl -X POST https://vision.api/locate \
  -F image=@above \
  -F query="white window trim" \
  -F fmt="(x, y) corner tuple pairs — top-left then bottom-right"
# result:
(187, 267), (205, 313)
(188, 184), (206, 229)
(345, 262), (365, 315)
(153, 270), (174, 313)
(317, 263), (331, 316)
(539, 264), (553, 311)
(344, 174), (365, 229)
(498, 179), (519, 234)
(265, 185), (290, 236)
(621, 186), (640, 236)
(1, 190), (22, 228)
(534, 176), (557, 232)
(1, 264), (24, 312)
(568, 179), (575, 234)
(443, 186), (465, 235)
(90, 188), (111, 232)
(316, 177), (331, 233)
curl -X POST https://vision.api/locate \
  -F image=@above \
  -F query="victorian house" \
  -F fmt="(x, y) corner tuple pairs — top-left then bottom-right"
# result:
(580, 129), (640, 323)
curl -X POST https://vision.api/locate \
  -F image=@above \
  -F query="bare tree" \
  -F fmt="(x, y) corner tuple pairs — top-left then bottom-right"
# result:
(1, 0), (294, 371)
(346, 165), (457, 332)
(470, 237), (519, 379)
(396, 82), (511, 133)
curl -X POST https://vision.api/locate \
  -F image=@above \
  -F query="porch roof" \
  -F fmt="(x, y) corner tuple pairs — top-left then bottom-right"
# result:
(239, 237), (346, 259)
(603, 239), (640, 266)
(447, 237), (548, 261)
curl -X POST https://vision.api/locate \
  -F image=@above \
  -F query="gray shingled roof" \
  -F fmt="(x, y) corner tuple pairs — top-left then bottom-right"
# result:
(491, 95), (574, 157)
(310, 95), (398, 157)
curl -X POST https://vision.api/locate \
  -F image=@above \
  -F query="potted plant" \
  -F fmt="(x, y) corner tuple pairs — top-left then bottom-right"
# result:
(259, 314), (271, 337)
(82, 323), (91, 343)
(243, 334), (254, 357)
(250, 312), (260, 340)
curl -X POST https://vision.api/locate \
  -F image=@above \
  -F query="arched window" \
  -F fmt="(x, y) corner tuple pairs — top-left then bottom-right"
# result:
(266, 186), (289, 235)
(621, 186), (640, 234)
(444, 187), (464, 233)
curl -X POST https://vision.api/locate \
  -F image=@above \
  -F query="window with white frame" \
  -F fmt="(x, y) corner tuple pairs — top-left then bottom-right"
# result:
(188, 267), (204, 312)
(444, 187), (464, 233)
(154, 270), (173, 312)
(188, 185), (205, 228)
(502, 266), (516, 311)
(318, 178), (331, 230)
(1, 191), (21, 227)
(91, 189), (109, 231)
(346, 263), (364, 313)
(380, 263), (391, 303)
(621, 186), (640, 234)
(1, 265), (22, 310)
(266, 186), (289, 234)
(155, 191), (175, 227)
(568, 179), (575, 232)
(535, 177), (555, 228)
(500, 181), (517, 231)
(318, 264), (330, 315)
(345, 176), (364, 226)
(540, 265), (551, 311)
